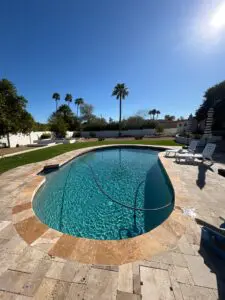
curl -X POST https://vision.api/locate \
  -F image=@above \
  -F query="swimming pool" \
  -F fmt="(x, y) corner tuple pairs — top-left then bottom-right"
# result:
(33, 146), (174, 240)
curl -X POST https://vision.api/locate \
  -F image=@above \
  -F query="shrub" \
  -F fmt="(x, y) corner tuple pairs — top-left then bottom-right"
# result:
(89, 132), (96, 138)
(135, 136), (144, 140)
(142, 120), (157, 129)
(73, 132), (81, 138)
(16, 144), (20, 147)
(49, 116), (67, 138)
(98, 137), (105, 141)
(40, 133), (51, 140)
(156, 124), (164, 134)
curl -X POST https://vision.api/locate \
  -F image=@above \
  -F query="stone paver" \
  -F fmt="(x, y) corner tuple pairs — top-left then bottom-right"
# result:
(116, 291), (141, 300)
(140, 266), (175, 300)
(179, 283), (218, 300)
(118, 263), (133, 293)
(85, 268), (118, 300)
(168, 266), (194, 285)
(38, 279), (71, 300)
(0, 291), (31, 300)
(0, 270), (31, 295)
(0, 145), (224, 299)
(184, 254), (217, 289)
(66, 283), (86, 300)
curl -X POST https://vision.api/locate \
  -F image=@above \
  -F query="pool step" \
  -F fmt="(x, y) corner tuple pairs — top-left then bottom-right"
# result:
(43, 164), (59, 173)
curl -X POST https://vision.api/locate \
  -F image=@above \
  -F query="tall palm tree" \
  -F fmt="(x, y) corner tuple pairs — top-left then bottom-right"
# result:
(148, 110), (153, 119)
(152, 109), (157, 119)
(156, 110), (160, 119)
(52, 92), (60, 111)
(65, 93), (72, 106)
(112, 83), (129, 136)
(75, 98), (84, 116)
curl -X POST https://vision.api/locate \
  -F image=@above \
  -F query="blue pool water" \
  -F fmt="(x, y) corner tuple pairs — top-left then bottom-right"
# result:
(33, 146), (174, 240)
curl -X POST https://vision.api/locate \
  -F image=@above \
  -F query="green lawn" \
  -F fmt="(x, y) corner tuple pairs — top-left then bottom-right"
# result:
(0, 139), (178, 174)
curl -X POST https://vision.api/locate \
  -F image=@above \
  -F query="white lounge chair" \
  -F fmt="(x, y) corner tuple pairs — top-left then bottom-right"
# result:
(165, 140), (199, 157)
(175, 143), (216, 164)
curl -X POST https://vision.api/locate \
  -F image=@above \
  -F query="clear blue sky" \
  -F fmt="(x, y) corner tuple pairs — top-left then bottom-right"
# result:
(1, 0), (225, 122)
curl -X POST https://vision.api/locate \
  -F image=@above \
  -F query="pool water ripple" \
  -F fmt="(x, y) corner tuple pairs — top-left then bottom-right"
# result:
(33, 147), (174, 240)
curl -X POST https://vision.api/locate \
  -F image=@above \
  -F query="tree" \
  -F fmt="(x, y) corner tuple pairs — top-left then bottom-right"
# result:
(164, 114), (175, 121)
(156, 124), (164, 134)
(148, 110), (153, 119)
(125, 116), (145, 129)
(80, 103), (94, 122)
(20, 111), (35, 133)
(52, 92), (60, 111)
(152, 109), (157, 119)
(48, 114), (68, 138)
(82, 116), (107, 131)
(149, 109), (157, 119)
(156, 110), (160, 119)
(142, 120), (157, 129)
(33, 122), (49, 131)
(55, 104), (79, 130)
(75, 98), (84, 116)
(0, 78), (34, 147)
(112, 83), (129, 136)
(65, 93), (72, 106)
(195, 80), (225, 130)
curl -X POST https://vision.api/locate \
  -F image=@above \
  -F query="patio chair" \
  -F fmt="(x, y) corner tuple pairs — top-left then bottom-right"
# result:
(196, 218), (225, 236)
(175, 143), (216, 164)
(165, 140), (199, 157)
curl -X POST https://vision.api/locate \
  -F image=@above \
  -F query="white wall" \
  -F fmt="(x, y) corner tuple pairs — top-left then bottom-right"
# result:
(80, 129), (154, 138)
(0, 132), (51, 148)
(0, 128), (177, 148)
(0, 131), (76, 148)
(163, 128), (177, 135)
(81, 128), (177, 138)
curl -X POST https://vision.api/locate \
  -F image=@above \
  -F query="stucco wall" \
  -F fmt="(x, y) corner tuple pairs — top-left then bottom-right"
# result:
(0, 128), (177, 148)
(81, 128), (177, 138)
(0, 131), (75, 148)
(0, 132), (51, 148)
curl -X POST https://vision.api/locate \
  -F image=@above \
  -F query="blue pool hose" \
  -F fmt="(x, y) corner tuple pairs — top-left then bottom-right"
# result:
(59, 160), (173, 232)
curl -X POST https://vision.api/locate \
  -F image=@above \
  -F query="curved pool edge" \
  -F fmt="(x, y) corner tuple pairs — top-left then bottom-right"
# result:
(12, 144), (190, 265)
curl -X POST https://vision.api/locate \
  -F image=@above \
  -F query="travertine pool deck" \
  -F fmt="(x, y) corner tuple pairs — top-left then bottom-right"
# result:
(0, 144), (224, 299)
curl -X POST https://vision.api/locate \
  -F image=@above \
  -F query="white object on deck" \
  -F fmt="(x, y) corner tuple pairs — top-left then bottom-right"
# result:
(165, 140), (199, 157)
(175, 143), (216, 164)
(182, 208), (197, 219)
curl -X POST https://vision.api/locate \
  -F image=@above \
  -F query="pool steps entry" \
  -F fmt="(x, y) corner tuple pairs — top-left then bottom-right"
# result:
(43, 164), (59, 174)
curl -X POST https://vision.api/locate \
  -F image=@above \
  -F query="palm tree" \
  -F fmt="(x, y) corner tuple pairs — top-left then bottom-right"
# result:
(165, 114), (175, 121)
(52, 92), (60, 111)
(112, 83), (129, 136)
(152, 109), (157, 119)
(156, 110), (160, 119)
(65, 93), (72, 106)
(148, 110), (153, 119)
(75, 98), (84, 116)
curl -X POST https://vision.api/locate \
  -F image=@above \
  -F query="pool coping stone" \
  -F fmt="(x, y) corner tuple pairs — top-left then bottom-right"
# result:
(11, 144), (191, 265)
